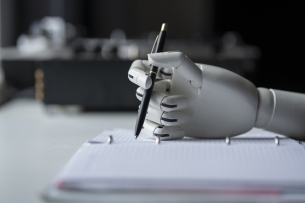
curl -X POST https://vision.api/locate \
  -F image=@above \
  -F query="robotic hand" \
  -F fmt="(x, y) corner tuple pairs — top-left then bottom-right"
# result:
(128, 51), (305, 141)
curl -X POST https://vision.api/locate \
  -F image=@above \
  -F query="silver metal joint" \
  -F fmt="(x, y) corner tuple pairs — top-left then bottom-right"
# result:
(225, 137), (230, 145)
(275, 136), (279, 146)
(155, 136), (161, 145)
(108, 135), (113, 144)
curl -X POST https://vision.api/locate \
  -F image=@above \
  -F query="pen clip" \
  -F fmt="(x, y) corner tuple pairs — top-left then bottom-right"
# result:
(148, 35), (159, 66)
(151, 35), (159, 54)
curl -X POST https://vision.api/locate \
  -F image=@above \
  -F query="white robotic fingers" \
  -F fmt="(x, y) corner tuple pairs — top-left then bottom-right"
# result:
(161, 111), (190, 126)
(153, 125), (185, 140)
(148, 52), (185, 68)
(128, 60), (174, 90)
(129, 51), (305, 141)
(136, 87), (189, 112)
(136, 88), (167, 110)
(129, 53), (199, 141)
(128, 60), (152, 89)
(145, 106), (190, 126)
(145, 106), (164, 124)
(154, 79), (171, 93)
(161, 95), (189, 112)
(143, 120), (185, 140)
(158, 68), (173, 80)
(148, 52), (203, 88)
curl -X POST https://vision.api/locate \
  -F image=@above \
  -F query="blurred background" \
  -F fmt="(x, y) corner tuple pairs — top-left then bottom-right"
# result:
(0, 0), (304, 110)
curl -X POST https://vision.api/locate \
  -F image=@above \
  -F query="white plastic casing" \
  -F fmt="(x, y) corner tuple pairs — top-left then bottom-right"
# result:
(128, 60), (152, 89)
(161, 95), (189, 112)
(161, 111), (190, 126)
(255, 88), (275, 128)
(136, 87), (189, 112)
(142, 120), (185, 140)
(138, 52), (305, 140)
(154, 126), (185, 140)
(142, 120), (158, 138)
(146, 106), (163, 124)
(255, 88), (305, 141)
(145, 106), (190, 127)
(170, 64), (258, 138)
(136, 88), (167, 110)
(177, 56), (202, 88)
(148, 52), (202, 88)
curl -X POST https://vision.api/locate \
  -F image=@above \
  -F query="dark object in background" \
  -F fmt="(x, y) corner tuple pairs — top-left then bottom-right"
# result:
(2, 53), (259, 111)
(214, 1), (305, 93)
(0, 0), (262, 110)
(0, 82), (17, 106)
(2, 60), (36, 89)
(1, 0), (304, 101)
(1, 31), (260, 111)
(1, 14), (260, 111)
(41, 60), (138, 111)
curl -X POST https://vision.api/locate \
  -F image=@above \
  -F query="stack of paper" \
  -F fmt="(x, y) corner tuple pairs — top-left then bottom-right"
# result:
(44, 129), (305, 202)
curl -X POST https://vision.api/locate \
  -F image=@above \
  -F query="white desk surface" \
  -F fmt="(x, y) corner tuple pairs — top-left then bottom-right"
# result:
(1, 99), (304, 203)
(0, 98), (137, 203)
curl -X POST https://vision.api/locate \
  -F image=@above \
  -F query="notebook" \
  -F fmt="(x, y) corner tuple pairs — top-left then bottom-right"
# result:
(44, 128), (305, 202)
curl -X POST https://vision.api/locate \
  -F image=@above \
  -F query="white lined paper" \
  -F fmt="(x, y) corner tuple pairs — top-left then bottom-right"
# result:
(55, 128), (305, 191)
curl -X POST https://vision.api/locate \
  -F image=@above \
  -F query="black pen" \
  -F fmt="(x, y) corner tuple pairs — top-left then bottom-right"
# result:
(134, 23), (168, 139)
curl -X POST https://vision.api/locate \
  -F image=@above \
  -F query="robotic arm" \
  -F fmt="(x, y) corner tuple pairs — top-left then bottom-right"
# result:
(128, 51), (305, 141)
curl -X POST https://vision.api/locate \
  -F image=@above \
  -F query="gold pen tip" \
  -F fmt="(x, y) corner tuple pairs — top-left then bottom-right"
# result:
(161, 23), (168, 31)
